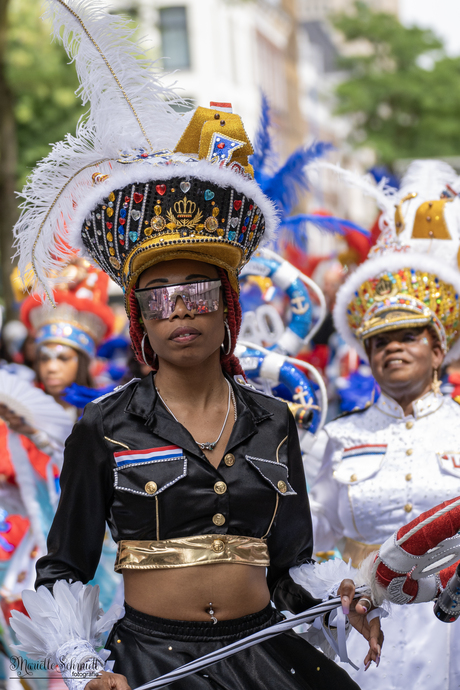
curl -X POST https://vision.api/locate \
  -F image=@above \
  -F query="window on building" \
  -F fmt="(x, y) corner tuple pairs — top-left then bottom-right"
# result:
(159, 7), (191, 70)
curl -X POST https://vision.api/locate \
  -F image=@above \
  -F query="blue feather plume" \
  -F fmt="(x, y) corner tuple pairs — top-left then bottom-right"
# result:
(251, 93), (274, 173)
(263, 142), (334, 215)
(283, 214), (370, 236)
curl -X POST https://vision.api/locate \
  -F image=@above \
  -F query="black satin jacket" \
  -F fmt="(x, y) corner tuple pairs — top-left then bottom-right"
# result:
(35, 374), (318, 613)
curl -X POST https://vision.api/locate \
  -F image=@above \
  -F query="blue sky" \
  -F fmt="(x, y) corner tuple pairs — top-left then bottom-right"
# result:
(400, 0), (460, 56)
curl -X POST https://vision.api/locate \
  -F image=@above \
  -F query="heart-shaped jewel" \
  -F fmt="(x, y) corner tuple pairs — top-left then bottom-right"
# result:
(204, 190), (215, 201)
(233, 200), (242, 211)
(217, 143), (225, 149)
(129, 231), (139, 242)
(156, 185), (167, 196)
(106, 222), (113, 229)
(125, 196), (131, 203)
(119, 218), (126, 225)
(230, 217), (239, 228)
(133, 192), (144, 204)
(131, 210), (141, 221)
(180, 181), (191, 193)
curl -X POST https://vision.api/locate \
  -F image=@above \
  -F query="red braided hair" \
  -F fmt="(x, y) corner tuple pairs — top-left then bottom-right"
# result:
(128, 267), (245, 378)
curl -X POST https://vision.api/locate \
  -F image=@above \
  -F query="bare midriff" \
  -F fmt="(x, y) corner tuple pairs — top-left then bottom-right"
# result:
(122, 563), (271, 620)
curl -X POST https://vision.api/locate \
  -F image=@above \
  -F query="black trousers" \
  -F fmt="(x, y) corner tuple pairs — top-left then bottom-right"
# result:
(105, 603), (361, 690)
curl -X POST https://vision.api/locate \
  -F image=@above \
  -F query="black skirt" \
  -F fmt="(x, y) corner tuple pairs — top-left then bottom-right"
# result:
(105, 603), (361, 690)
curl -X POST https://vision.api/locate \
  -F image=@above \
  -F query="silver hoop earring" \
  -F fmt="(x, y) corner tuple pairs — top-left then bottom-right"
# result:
(141, 332), (149, 366)
(222, 320), (231, 356)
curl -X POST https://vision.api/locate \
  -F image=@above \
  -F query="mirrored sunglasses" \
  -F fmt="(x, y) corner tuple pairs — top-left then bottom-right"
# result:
(135, 280), (222, 321)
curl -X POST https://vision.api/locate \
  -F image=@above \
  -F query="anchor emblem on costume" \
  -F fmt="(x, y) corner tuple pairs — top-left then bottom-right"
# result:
(291, 296), (309, 315)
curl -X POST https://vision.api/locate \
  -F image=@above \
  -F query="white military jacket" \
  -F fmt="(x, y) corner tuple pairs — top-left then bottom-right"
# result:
(309, 390), (460, 552)
(308, 390), (460, 690)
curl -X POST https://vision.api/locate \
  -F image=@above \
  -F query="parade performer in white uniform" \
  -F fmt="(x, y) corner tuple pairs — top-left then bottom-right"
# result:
(308, 159), (460, 689)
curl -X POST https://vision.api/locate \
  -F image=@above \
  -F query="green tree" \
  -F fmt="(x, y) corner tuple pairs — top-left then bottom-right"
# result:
(332, 2), (460, 167)
(0, 0), (83, 314)
(8, 0), (84, 188)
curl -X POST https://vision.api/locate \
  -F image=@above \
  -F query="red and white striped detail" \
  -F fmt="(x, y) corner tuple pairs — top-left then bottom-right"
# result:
(342, 444), (387, 459)
(114, 445), (183, 467)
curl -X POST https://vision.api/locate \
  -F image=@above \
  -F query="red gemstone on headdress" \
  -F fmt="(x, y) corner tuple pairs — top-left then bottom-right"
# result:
(234, 200), (242, 211)
(249, 205), (253, 210)
(120, 239), (125, 245)
(217, 143), (225, 149)
(141, 153), (148, 158)
(125, 196), (131, 203)
(156, 185), (167, 196)
(106, 222), (113, 229)
(251, 224), (256, 230)
(133, 193), (144, 204)
(119, 218), (126, 225)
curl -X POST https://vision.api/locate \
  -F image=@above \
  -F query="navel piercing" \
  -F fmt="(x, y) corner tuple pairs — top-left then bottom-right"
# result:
(208, 603), (218, 624)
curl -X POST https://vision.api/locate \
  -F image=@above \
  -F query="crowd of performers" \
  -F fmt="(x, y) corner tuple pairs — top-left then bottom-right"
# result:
(1, 2), (460, 690)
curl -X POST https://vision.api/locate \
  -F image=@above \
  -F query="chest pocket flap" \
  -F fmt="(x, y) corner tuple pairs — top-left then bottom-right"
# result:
(246, 455), (296, 496)
(437, 452), (460, 478)
(114, 445), (187, 496)
(333, 444), (387, 485)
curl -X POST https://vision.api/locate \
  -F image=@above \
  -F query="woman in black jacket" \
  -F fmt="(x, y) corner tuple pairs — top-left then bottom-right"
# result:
(10, 6), (381, 680)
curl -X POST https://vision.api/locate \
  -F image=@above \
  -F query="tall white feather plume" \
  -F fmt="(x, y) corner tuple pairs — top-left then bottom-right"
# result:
(307, 161), (398, 217)
(10, 580), (124, 661)
(13, 0), (187, 303)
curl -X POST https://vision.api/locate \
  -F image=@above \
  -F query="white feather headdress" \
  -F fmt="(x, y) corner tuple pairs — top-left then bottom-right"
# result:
(314, 159), (460, 362)
(13, 0), (186, 303)
(14, 0), (277, 304)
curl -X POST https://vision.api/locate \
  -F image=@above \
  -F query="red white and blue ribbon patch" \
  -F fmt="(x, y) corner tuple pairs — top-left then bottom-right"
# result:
(114, 445), (184, 468)
(342, 444), (387, 459)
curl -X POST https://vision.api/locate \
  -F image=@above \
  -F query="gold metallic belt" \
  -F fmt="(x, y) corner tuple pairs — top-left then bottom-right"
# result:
(340, 537), (381, 568)
(115, 534), (270, 571)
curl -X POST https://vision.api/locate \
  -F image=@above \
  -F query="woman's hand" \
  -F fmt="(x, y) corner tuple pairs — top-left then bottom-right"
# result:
(338, 578), (384, 670)
(86, 671), (131, 690)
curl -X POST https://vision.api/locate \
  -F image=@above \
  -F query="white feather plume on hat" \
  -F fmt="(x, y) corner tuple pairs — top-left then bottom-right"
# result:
(13, 0), (186, 304)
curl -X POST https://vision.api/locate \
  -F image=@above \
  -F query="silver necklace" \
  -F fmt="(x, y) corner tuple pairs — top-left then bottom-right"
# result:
(155, 378), (237, 451)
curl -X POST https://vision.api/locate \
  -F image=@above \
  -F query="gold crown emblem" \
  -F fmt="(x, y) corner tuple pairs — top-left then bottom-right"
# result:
(174, 196), (197, 218)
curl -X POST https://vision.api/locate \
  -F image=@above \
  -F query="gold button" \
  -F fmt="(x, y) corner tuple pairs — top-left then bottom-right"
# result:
(350, 473), (357, 482)
(145, 481), (157, 494)
(406, 449), (413, 456)
(212, 539), (225, 553)
(405, 503), (413, 513)
(405, 473), (412, 481)
(212, 513), (226, 526)
(214, 481), (227, 494)
(224, 453), (235, 467)
(406, 421), (414, 429)
(277, 480), (287, 493)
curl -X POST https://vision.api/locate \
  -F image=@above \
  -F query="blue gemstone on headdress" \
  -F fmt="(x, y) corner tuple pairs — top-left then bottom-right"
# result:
(120, 209), (127, 218)
(244, 216), (250, 225)
(228, 231), (237, 241)
(204, 190), (215, 201)
(118, 227), (125, 236)
(238, 234), (244, 243)
(129, 231), (139, 242)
